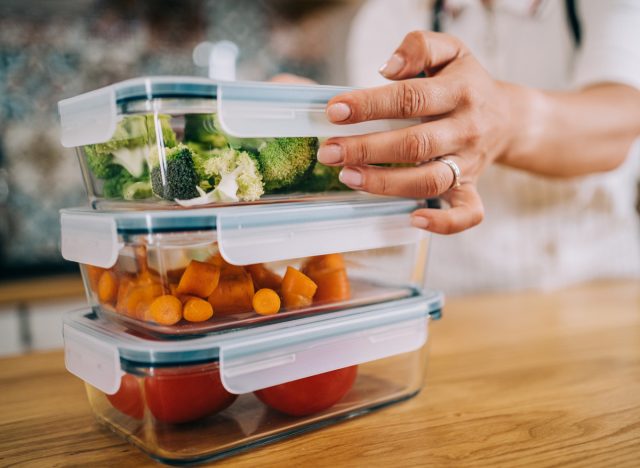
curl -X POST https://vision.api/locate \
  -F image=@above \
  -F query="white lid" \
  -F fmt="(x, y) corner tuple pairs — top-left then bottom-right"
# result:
(63, 292), (443, 394)
(58, 76), (419, 147)
(60, 197), (428, 268)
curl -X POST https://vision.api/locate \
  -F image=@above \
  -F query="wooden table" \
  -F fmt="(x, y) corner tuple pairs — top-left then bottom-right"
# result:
(1, 280), (639, 467)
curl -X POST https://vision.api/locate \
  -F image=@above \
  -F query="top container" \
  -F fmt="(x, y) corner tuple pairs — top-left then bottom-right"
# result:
(58, 77), (418, 209)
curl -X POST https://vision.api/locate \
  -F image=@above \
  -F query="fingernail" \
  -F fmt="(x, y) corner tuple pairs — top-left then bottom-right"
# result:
(317, 144), (343, 164)
(339, 167), (363, 187)
(379, 53), (405, 77)
(411, 216), (429, 229)
(327, 102), (352, 122)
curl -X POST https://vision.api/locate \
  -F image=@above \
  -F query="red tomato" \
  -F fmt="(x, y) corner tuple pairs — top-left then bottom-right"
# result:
(144, 365), (237, 424)
(106, 373), (144, 420)
(254, 366), (358, 417)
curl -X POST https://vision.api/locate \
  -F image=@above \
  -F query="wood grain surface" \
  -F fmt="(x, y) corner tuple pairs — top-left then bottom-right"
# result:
(0, 275), (84, 306)
(1, 280), (639, 467)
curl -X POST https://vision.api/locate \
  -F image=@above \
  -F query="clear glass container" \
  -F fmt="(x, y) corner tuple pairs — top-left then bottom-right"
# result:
(63, 293), (441, 464)
(61, 198), (432, 336)
(58, 77), (417, 209)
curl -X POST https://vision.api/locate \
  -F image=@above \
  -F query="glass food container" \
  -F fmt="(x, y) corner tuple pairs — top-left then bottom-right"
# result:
(58, 77), (417, 209)
(63, 291), (442, 464)
(60, 197), (432, 336)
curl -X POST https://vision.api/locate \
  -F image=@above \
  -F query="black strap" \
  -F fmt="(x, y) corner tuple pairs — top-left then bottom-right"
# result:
(432, 0), (581, 47)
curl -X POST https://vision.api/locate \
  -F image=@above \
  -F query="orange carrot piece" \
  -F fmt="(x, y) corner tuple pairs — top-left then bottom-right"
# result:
(208, 268), (254, 315)
(183, 298), (214, 322)
(176, 260), (220, 298)
(124, 284), (164, 320)
(116, 275), (135, 315)
(149, 295), (183, 325)
(247, 264), (283, 291)
(253, 288), (281, 315)
(281, 266), (317, 310)
(97, 271), (119, 306)
(86, 265), (107, 293)
(302, 254), (351, 304)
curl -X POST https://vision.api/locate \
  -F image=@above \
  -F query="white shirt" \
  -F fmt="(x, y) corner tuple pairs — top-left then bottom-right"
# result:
(347, 0), (640, 295)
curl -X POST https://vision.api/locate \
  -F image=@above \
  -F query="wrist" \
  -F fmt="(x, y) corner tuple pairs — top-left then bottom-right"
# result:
(496, 82), (551, 168)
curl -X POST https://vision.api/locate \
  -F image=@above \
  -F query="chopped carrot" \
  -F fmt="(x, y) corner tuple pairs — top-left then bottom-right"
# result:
(97, 270), (119, 306)
(247, 264), (283, 291)
(116, 275), (135, 314)
(281, 266), (317, 310)
(176, 260), (220, 298)
(149, 295), (183, 325)
(124, 283), (164, 320)
(86, 265), (107, 293)
(252, 288), (281, 315)
(183, 297), (214, 322)
(302, 254), (351, 304)
(208, 267), (255, 315)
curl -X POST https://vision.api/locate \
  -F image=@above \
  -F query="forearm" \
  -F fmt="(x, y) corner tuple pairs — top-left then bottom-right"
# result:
(500, 83), (640, 177)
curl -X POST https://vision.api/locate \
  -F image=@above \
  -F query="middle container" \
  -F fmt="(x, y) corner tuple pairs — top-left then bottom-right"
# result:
(61, 196), (431, 337)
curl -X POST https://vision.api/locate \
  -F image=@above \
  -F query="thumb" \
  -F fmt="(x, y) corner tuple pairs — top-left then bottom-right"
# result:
(379, 31), (466, 80)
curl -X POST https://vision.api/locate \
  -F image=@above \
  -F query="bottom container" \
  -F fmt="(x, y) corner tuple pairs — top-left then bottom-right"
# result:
(63, 292), (442, 464)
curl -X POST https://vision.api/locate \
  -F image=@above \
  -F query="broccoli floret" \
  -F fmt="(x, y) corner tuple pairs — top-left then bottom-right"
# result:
(123, 181), (153, 200)
(147, 114), (178, 147)
(150, 144), (200, 200)
(85, 145), (121, 179)
(302, 163), (349, 192)
(102, 167), (135, 199)
(200, 147), (264, 202)
(257, 137), (318, 192)
(184, 114), (228, 149)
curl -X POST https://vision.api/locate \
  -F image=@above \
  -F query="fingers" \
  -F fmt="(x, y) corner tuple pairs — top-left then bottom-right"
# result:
(269, 73), (317, 85)
(338, 161), (456, 199)
(410, 184), (484, 234)
(380, 31), (466, 80)
(317, 119), (465, 166)
(326, 76), (463, 123)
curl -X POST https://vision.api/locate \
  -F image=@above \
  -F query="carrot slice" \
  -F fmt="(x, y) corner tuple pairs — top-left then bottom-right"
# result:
(149, 295), (183, 325)
(302, 254), (351, 304)
(281, 266), (317, 310)
(97, 271), (119, 306)
(247, 264), (283, 291)
(124, 283), (164, 320)
(86, 265), (107, 293)
(253, 288), (281, 315)
(176, 260), (220, 298)
(208, 267), (254, 315)
(183, 297), (214, 322)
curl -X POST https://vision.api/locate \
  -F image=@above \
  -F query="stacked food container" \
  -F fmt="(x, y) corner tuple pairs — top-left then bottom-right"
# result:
(57, 77), (443, 464)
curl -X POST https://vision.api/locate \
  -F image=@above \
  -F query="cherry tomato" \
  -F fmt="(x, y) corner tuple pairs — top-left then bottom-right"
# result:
(106, 373), (144, 420)
(144, 365), (237, 424)
(254, 366), (358, 417)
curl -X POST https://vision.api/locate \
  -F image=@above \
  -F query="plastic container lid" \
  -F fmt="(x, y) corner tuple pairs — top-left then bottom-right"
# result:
(63, 291), (443, 395)
(60, 196), (429, 268)
(58, 76), (420, 147)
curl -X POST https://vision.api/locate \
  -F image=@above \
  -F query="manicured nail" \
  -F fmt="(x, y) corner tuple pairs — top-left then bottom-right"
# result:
(327, 102), (352, 122)
(317, 144), (343, 164)
(339, 167), (363, 187)
(379, 53), (405, 77)
(411, 216), (429, 229)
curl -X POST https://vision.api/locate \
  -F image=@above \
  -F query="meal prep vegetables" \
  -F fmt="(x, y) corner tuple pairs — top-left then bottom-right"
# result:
(84, 113), (348, 203)
(254, 366), (358, 417)
(105, 365), (358, 424)
(86, 251), (352, 327)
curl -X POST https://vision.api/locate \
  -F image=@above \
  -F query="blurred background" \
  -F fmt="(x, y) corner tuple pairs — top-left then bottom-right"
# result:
(0, 0), (361, 355)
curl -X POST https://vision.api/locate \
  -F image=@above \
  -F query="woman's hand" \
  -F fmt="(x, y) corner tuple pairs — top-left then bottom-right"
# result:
(318, 31), (519, 234)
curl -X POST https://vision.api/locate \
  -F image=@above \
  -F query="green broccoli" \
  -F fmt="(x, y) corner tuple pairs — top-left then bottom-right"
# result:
(257, 137), (318, 192)
(101, 166), (151, 199)
(150, 144), (200, 200)
(301, 163), (349, 192)
(200, 147), (264, 202)
(184, 114), (228, 149)
(85, 114), (177, 180)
